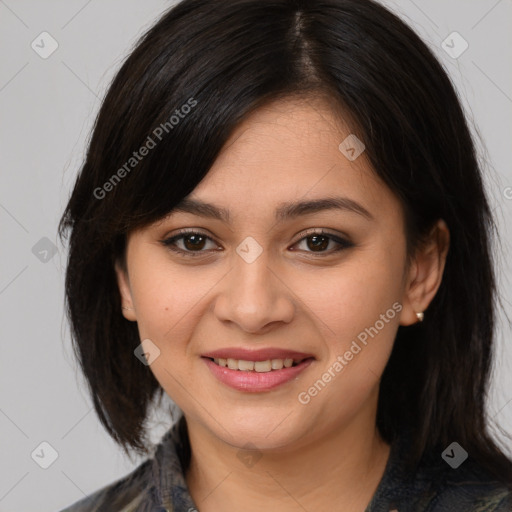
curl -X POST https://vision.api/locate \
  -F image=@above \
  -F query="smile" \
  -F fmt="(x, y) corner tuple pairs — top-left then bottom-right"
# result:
(208, 357), (305, 372)
(202, 356), (315, 392)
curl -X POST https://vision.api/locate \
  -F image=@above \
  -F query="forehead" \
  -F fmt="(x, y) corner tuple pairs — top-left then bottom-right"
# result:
(220, 95), (357, 162)
(182, 96), (402, 225)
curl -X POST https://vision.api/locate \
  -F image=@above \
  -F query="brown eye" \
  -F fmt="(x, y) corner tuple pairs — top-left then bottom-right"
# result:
(292, 230), (353, 254)
(305, 234), (330, 252)
(161, 230), (219, 257)
(182, 233), (207, 251)
(161, 229), (353, 258)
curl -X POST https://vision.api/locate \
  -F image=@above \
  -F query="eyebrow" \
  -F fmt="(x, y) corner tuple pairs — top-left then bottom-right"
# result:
(170, 195), (374, 223)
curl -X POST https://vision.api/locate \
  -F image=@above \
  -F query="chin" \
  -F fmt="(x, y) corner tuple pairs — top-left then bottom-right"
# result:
(207, 411), (311, 451)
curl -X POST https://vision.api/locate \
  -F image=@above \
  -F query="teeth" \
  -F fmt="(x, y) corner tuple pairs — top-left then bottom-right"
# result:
(213, 357), (301, 372)
(238, 360), (254, 371)
(254, 360), (271, 372)
(271, 359), (283, 370)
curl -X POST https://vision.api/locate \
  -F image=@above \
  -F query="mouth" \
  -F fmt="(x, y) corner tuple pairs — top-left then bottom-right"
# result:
(201, 350), (316, 392)
(204, 356), (313, 372)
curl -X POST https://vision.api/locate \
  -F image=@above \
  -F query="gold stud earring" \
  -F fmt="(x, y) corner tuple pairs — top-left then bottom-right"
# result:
(416, 311), (424, 322)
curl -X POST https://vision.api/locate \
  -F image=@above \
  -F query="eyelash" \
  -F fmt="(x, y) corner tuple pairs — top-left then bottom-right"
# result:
(159, 228), (353, 258)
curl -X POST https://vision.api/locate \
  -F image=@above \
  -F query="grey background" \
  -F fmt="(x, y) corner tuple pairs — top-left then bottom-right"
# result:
(0, 1), (511, 511)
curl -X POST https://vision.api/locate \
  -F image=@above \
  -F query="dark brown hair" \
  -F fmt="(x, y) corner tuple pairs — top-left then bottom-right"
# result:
(58, 0), (512, 487)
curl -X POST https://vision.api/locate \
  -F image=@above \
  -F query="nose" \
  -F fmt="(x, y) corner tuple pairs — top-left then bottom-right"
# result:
(212, 248), (295, 334)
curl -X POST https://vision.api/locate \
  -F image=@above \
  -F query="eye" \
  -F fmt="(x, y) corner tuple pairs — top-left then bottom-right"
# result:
(160, 229), (219, 257)
(160, 228), (353, 258)
(291, 229), (354, 255)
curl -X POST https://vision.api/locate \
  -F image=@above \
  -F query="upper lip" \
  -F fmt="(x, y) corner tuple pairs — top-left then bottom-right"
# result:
(201, 348), (315, 362)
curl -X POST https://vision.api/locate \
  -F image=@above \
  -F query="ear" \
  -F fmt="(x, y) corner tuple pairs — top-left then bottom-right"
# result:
(115, 259), (137, 322)
(399, 218), (450, 326)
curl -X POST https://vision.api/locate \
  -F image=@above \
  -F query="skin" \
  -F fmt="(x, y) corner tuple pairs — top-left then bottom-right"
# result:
(116, 95), (450, 511)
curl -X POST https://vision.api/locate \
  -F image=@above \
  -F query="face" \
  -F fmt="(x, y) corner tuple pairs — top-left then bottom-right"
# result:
(116, 95), (448, 451)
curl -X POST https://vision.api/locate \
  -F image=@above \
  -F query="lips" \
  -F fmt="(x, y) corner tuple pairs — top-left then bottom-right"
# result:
(201, 347), (316, 392)
(201, 348), (314, 362)
(203, 357), (314, 392)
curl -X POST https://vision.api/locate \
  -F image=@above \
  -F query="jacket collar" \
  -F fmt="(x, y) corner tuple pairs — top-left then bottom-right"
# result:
(151, 415), (197, 511)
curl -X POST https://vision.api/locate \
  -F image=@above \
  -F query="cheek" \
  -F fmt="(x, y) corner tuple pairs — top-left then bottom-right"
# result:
(127, 255), (205, 408)
(293, 242), (405, 401)
(127, 250), (207, 346)
(295, 247), (404, 338)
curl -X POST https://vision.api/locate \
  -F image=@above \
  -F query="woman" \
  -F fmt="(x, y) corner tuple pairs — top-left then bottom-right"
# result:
(58, 0), (512, 510)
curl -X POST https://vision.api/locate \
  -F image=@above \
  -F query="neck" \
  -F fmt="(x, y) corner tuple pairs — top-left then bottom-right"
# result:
(184, 402), (391, 511)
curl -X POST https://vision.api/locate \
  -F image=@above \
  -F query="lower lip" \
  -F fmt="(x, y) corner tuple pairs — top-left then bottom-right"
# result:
(202, 357), (314, 392)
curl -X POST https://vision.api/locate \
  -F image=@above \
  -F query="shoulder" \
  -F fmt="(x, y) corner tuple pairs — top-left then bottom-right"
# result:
(58, 417), (194, 512)
(425, 458), (512, 511)
(58, 458), (153, 512)
(370, 433), (512, 512)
